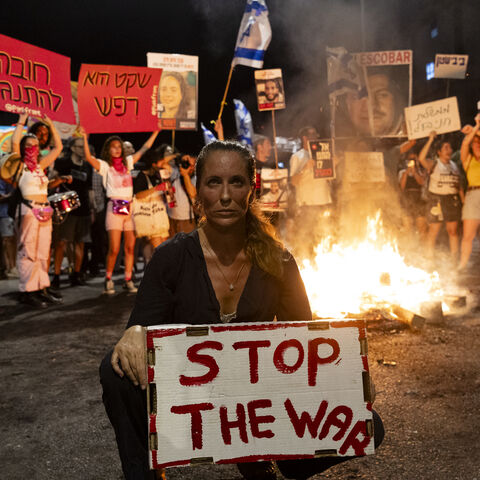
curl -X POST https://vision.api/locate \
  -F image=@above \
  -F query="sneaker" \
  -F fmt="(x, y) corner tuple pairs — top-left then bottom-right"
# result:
(38, 288), (63, 305)
(20, 292), (48, 309)
(51, 274), (60, 290)
(7, 266), (19, 278)
(103, 278), (115, 295)
(122, 279), (138, 294)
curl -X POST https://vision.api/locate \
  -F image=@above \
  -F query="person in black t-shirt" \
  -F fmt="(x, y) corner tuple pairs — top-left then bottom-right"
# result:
(52, 136), (93, 287)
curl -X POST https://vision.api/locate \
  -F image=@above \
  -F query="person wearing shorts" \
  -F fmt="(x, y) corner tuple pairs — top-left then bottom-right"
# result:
(459, 114), (480, 270)
(80, 128), (160, 294)
(52, 136), (93, 287)
(419, 131), (463, 261)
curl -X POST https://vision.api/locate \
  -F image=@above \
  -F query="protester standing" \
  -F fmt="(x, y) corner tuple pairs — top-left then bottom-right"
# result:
(80, 128), (159, 294)
(11, 117), (63, 307)
(418, 131), (463, 262)
(459, 114), (480, 270)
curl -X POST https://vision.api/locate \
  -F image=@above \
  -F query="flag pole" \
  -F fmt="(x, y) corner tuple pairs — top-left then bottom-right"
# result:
(215, 65), (234, 124)
(171, 130), (175, 150)
(271, 109), (278, 169)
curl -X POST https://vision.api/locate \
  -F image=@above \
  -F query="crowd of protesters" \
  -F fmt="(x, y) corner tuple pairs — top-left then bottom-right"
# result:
(1, 111), (480, 308)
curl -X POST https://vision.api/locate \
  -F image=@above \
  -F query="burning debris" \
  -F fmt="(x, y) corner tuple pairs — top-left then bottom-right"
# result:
(294, 212), (450, 328)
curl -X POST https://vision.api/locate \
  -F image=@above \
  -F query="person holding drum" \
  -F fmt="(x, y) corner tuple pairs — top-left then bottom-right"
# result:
(51, 136), (93, 289)
(10, 116), (64, 308)
(79, 128), (160, 295)
(99, 140), (384, 480)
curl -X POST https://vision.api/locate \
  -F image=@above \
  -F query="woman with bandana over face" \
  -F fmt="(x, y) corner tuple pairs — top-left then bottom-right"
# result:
(79, 128), (160, 295)
(10, 116), (63, 308)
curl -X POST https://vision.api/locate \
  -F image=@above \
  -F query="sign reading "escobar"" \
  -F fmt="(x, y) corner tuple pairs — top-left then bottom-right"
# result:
(146, 320), (374, 470)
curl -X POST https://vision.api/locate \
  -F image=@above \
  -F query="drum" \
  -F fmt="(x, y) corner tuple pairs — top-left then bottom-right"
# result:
(48, 190), (81, 218)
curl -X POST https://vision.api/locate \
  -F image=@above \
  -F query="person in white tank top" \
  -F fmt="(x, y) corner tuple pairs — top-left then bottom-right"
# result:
(418, 130), (464, 262)
(10, 115), (63, 308)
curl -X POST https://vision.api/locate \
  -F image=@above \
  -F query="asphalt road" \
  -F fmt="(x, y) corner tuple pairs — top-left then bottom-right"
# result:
(1, 271), (479, 480)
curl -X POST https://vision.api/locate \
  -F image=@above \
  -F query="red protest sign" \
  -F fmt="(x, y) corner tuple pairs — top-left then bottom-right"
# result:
(146, 320), (374, 470)
(78, 64), (162, 133)
(0, 34), (75, 123)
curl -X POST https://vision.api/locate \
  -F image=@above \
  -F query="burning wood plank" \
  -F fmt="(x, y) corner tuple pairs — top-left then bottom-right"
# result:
(391, 305), (425, 329)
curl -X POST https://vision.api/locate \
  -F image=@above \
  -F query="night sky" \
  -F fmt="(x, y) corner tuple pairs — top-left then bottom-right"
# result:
(2, 0), (479, 154)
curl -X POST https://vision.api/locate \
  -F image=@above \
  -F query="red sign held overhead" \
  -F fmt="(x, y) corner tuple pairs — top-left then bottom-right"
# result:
(77, 64), (162, 133)
(0, 34), (75, 123)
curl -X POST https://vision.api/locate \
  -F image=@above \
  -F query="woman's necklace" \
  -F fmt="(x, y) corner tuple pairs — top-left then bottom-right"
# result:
(200, 231), (247, 292)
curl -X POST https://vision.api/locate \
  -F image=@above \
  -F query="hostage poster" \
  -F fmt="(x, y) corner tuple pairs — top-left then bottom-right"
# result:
(147, 53), (198, 130)
(327, 48), (412, 138)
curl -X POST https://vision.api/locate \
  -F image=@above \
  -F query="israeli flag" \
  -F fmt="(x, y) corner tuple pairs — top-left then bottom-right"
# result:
(233, 99), (254, 151)
(200, 122), (217, 145)
(232, 0), (272, 69)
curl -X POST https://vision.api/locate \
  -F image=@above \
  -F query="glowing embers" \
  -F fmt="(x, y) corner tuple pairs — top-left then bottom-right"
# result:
(299, 212), (443, 319)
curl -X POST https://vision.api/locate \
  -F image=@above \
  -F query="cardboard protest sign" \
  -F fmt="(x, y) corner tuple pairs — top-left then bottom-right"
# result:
(146, 320), (374, 469)
(404, 97), (461, 140)
(344, 152), (385, 183)
(53, 81), (80, 139)
(0, 34), (75, 123)
(255, 69), (286, 111)
(259, 168), (289, 211)
(309, 140), (335, 179)
(77, 64), (162, 133)
(147, 53), (198, 130)
(434, 54), (468, 80)
(328, 49), (412, 138)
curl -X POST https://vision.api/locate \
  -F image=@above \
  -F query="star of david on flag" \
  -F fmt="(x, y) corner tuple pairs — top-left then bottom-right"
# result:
(232, 0), (272, 69)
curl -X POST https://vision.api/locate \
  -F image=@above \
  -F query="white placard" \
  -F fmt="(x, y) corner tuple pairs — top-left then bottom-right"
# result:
(146, 320), (374, 470)
(434, 54), (468, 79)
(405, 97), (461, 140)
(344, 152), (385, 183)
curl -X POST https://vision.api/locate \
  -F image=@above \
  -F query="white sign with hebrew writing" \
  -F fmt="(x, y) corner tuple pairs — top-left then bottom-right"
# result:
(405, 97), (461, 140)
(434, 54), (468, 79)
(146, 320), (374, 470)
(344, 152), (385, 183)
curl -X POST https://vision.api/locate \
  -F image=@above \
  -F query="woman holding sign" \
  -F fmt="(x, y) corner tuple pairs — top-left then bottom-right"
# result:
(100, 141), (383, 480)
(418, 131), (463, 262)
(459, 114), (480, 271)
(80, 128), (160, 294)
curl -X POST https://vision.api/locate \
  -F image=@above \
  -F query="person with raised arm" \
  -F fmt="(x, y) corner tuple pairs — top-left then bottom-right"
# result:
(418, 130), (463, 262)
(79, 128), (160, 294)
(12, 115), (63, 308)
(458, 114), (480, 270)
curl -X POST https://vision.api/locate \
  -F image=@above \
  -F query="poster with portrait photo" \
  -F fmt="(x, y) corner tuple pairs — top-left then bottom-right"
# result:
(147, 52), (198, 130)
(259, 168), (289, 212)
(254, 69), (286, 112)
(330, 50), (412, 138)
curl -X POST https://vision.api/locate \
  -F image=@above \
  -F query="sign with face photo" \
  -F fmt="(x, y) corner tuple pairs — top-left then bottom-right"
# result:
(255, 69), (286, 112)
(259, 168), (289, 211)
(147, 53), (198, 130)
(329, 49), (412, 138)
